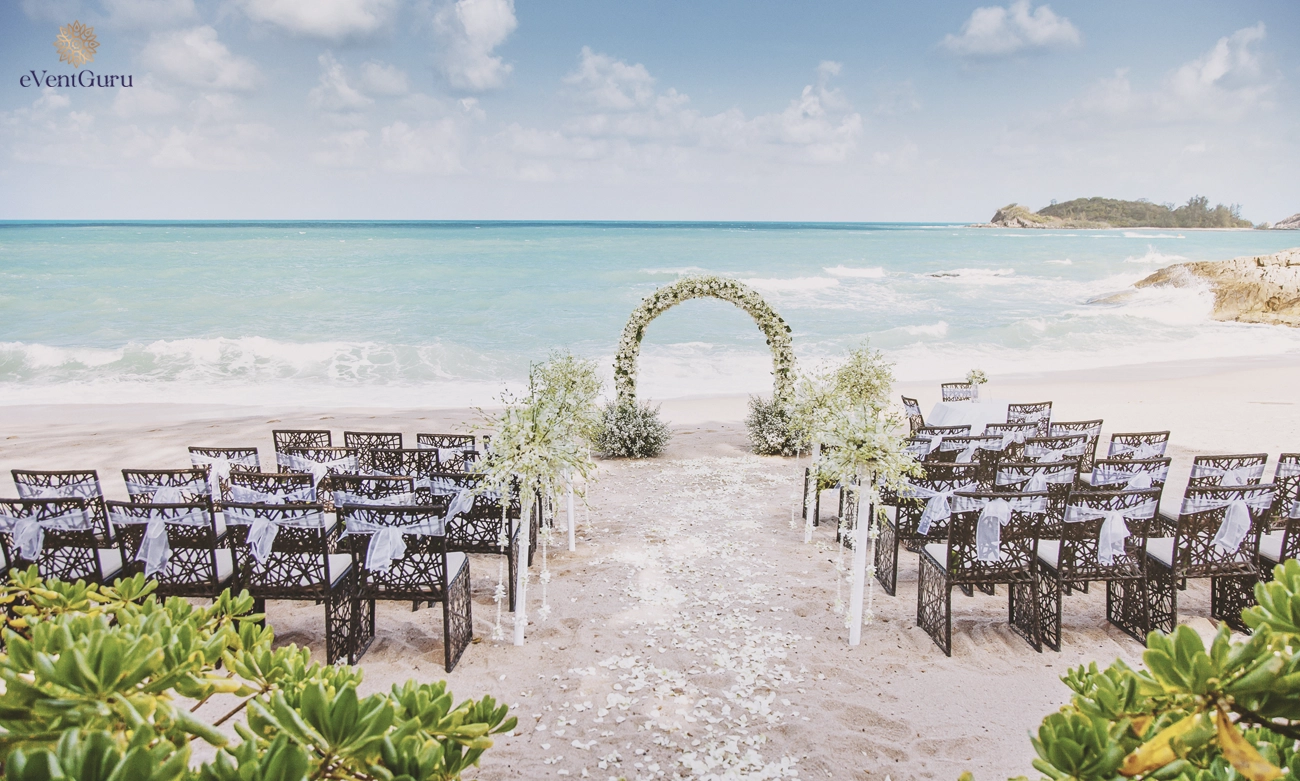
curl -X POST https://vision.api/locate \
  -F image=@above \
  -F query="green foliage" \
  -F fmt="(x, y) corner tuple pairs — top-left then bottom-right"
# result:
(595, 400), (671, 458)
(989, 559), (1300, 781)
(745, 395), (805, 456)
(0, 567), (514, 781)
(1036, 196), (1253, 229)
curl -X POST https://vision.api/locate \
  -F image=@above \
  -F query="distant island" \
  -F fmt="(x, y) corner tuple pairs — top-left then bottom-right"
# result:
(975, 196), (1281, 229)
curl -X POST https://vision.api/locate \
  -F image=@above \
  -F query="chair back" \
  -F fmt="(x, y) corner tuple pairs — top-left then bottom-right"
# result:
(278, 447), (360, 490)
(0, 497), (106, 582)
(995, 461), (1076, 529)
(223, 502), (341, 593)
(904, 437), (932, 460)
(1188, 454), (1268, 488)
(943, 490), (1047, 579)
(941, 382), (975, 402)
(226, 472), (316, 504)
(1167, 484), (1274, 577)
(415, 436), (479, 472)
(1107, 431), (1169, 460)
(900, 397), (924, 432)
(343, 432), (402, 472)
(445, 477), (522, 551)
(982, 422), (1036, 460)
(1023, 434), (1087, 466)
(272, 429), (331, 455)
(338, 504), (450, 592)
(122, 468), (212, 503)
(1056, 487), (1161, 579)
(1271, 454), (1300, 524)
(1006, 402), (1052, 437)
(1049, 420), (1103, 472)
(931, 436), (1002, 484)
(1087, 457), (1171, 491)
(11, 470), (110, 539)
(105, 499), (227, 588)
(890, 463), (982, 538)
(331, 475), (418, 507)
(189, 447), (259, 503)
(372, 447), (477, 479)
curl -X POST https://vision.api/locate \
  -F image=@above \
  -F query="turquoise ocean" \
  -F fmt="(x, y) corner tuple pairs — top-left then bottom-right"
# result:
(1, 221), (1298, 407)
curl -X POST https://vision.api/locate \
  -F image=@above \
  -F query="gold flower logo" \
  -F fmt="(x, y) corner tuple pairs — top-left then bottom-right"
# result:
(54, 21), (98, 69)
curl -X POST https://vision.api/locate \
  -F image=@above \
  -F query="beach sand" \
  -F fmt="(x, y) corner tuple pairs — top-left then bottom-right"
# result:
(1, 352), (1297, 780)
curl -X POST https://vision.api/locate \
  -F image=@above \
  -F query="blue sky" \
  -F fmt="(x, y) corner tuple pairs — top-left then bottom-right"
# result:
(1, 0), (1296, 221)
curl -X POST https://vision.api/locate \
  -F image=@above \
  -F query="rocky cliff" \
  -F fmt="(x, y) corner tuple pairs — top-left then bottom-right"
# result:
(1272, 213), (1300, 230)
(1133, 247), (1300, 327)
(974, 203), (1107, 229)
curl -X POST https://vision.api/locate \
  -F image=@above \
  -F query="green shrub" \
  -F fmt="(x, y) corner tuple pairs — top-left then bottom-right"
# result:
(986, 559), (1300, 781)
(745, 395), (804, 456)
(0, 567), (515, 781)
(594, 400), (671, 458)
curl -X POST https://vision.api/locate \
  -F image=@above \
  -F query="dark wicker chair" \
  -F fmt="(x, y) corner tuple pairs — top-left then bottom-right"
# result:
(994, 461), (1077, 532)
(1107, 431), (1170, 460)
(1145, 483), (1275, 633)
(1187, 453), (1268, 488)
(424, 472), (524, 611)
(415, 435), (480, 471)
(105, 499), (235, 598)
(342, 432), (403, 472)
(901, 397), (925, 433)
(12, 470), (112, 545)
(223, 502), (357, 665)
(339, 504), (473, 671)
(330, 475), (419, 507)
(0, 497), (121, 583)
(982, 423), (1037, 461)
(416, 433), (476, 450)
(1257, 454), (1300, 583)
(1007, 402), (1053, 437)
(930, 436), (1003, 487)
(904, 437), (933, 461)
(278, 446), (361, 501)
(371, 448), (440, 486)
(1022, 434), (1087, 466)
(941, 382), (976, 402)
(226, 471), (317, 505)
(913, 425), (973, 460)
(122, 468), (212, 503)
(916, 490), (1047, 655)
(875, 463), (981, 597)
(1049, 420), (1103, 473)
(188, 447), (260, 504)
(272, 429), (332, 456)
(1033, 487), (1162, 650)
(1082, 457), (1171, 493)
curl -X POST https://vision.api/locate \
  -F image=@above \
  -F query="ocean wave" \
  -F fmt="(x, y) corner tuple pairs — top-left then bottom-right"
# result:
(1044, 259), (1073, 265)
(740, 276), (839, 291)
(1125, 245), (1188, 264)
(640, 266), (710, 276)
(901, 321), (949, 337)
(823, 265), (885, 278)
(926, 268), (1016, 281)
(1123, 231), (1185, 239)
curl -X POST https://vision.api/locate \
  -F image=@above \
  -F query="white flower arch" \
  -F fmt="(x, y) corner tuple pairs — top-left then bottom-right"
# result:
(614, 276), (797, 407)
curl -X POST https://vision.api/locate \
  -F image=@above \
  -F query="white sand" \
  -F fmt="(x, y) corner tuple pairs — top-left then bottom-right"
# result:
(0, 352), (1296, 779)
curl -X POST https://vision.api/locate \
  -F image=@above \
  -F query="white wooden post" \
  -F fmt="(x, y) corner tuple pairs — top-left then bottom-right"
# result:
(514, 489), (533, 646)
(848, 466), (869, 646)
(566, 471), (576, 552)
(803, 442), (821, 543)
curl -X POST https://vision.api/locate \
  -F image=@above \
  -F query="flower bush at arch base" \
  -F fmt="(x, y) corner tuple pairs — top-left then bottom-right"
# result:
(613, 276), (797, 409)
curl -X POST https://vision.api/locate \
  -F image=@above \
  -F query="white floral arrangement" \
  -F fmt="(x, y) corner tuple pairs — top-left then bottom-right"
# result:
(614, 275), (797, 408)
(966, 368), (988, 386)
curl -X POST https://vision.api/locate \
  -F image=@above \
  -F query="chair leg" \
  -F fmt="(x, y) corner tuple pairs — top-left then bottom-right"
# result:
(443, 562), (474, 672)
(1107, 577), (1149, 643)
(1034, 568), (1062, 652)
(977, 583), (995, 596)
(1211, 574), (1257, 632)
(1145, 560), (1178, 636)
(1009, 576), (1040, 652)
(874, 516), (899, 597)
(325, 574), (359, 666)
(917, 554), (953, 656)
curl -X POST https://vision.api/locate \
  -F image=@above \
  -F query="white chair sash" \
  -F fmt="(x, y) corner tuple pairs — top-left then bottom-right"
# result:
(227, 484), (316, 505)
(1053, 424), (1101, 439)
(224, 507), (329, 565)
(905, 440), (931, 459)
(279, 453), (359, 485)
(107, 498), (209, 578)
(344, 488), (473, 572)
(1064, 499), (1158, 565)
(333, 490), (418, 507)
(190, 453), (258, 500)
(1276, 462), (1300, 479)
(0, 506), (93, 560)
(1025, 440), (1086, 463)
(1179, 490), (1273, 555)
(901, 481), (980, 535)
(996, 467), (1074, 492)
(952, 494), (1048, 563)
(1091, 462), (1168, 489)
(1108, 441), (1166, 459)
(1189, 462), (1265, 487)
(19, 481), (99, 501)
(125, 480), (206, 502)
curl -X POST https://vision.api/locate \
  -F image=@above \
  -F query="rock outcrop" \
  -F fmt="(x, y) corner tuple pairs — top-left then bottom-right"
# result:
(977, 203), (1129, 229)
(1133, 247), (1300, 327)
(1272, 213), (1300, 230)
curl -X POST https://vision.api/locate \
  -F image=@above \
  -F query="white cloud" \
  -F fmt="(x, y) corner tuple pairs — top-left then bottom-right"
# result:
(309, 52), (373, 113)
(360, 61), (410, 96)
(140, 26), (259, 91)
(1170, 23), (1268, 105)
(20, 0), (81, 23)
(234, 0), (398, 39)
(379, 119), (465, 172)
(941, 0), (1080, 57)
(150, 123), (275, 169)
(113, 76), (181, 117)
(565, 46), (656, 110)
(102, 0), (197, 28)
(432, 0), (517, 91)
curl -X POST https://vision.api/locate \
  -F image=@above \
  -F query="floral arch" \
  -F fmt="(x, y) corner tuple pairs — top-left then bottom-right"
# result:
(614, 276), (796, 408)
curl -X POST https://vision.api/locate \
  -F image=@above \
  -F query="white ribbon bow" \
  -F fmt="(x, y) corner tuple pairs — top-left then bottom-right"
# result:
(1065, 499), (1158, 565)
(1179, 491), (1273, 555)
(279, 453), (358, 486)
(996, 467), (1073, 493)
(108, 497), (210, 578)
(1276, 461), (1300, 479)
(1026, 440), (1086, 463)
(227, 484), (316, 504)
(902, 481), (980, 535)
(1191, 462), (1264, 487)
(226, 509), (329, 565)
(951, 494), (1048, 563)
(1091, 463), (1166, 489)
(23, 481), (99, 501)
(190, 452), (258, 500)
(345, 489), (473, 572)
(0, 506), (93, 560)
(1108, 441), (1165, 460)
(332, 490), (418, 507)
